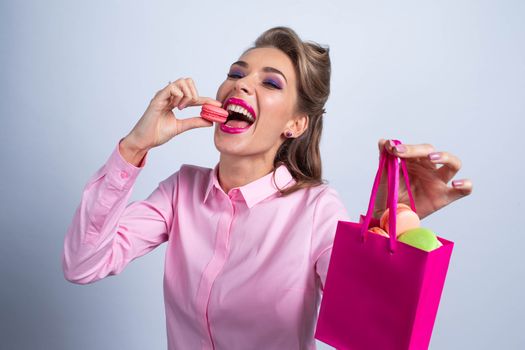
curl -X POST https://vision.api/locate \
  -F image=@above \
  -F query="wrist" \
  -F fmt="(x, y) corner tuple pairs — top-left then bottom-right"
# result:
(121, 134), (149, 153)
(119, 136), (149, 167)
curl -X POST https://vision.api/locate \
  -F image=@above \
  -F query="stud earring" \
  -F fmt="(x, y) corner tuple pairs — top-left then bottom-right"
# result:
(285, 130), (293, 138)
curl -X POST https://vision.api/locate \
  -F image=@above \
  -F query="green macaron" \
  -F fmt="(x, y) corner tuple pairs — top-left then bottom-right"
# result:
(398, 227), (441, 252)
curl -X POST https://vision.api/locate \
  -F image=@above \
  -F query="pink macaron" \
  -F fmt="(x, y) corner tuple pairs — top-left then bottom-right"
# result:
(200, 104), (228, 123)
(380, 203), (421, 237)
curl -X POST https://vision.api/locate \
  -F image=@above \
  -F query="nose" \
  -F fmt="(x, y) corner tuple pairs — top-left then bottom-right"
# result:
(234, 76), (253, 95)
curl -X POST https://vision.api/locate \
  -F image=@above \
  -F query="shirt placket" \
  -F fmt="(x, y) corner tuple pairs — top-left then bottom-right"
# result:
(197, 189), (238, 350)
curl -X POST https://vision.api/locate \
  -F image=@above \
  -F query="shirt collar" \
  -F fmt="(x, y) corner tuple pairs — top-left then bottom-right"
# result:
(203, 163), (296, 208)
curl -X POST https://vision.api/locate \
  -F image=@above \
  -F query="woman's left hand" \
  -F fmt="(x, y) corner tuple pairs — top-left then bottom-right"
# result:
(373, 139), (473, 220)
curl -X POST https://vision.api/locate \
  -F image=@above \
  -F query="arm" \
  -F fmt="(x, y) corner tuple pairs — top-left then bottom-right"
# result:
(62, 138), (176, 284)
(311, 187), (351, 292)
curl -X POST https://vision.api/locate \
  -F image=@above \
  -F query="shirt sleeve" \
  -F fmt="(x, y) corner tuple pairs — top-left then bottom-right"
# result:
(62, 138), (176, 285)
(311, 187), (351, 292)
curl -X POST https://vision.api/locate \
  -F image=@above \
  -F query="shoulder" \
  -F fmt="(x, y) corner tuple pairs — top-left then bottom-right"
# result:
(178, 163), (212, 179)
(281, 182), (349, 220)
(174, 163), (214, 188)
(159, 163), (212, 187)
(309, 184), (350, 222)
(303, 183), (345, 206)
(180, 163), (212, 175)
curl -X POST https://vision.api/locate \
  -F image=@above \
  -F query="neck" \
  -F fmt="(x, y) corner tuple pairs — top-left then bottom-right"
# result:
(218, 153), (276, 194)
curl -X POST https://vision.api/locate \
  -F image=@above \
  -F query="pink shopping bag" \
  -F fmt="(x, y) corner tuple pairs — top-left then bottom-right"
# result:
(315, 139), (454, 350)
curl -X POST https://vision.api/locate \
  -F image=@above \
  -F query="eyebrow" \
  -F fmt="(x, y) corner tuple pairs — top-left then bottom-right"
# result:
(230, 60), (288, 83)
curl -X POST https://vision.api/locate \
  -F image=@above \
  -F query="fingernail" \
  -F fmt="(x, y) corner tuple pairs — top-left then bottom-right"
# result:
(395, 144), (406, 153)
(389, 140), (395, 147)
(429, 152), (441, 161)
(452, 180), (463, 187)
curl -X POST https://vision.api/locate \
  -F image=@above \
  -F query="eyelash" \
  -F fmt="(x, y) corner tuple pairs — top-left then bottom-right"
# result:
(264, 80), (281, 89)
(226, 72), (243, 79)
(226, 73), (282, 90)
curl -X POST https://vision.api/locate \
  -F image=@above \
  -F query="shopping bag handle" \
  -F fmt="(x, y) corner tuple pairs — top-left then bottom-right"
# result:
(360, 139), (417, 253)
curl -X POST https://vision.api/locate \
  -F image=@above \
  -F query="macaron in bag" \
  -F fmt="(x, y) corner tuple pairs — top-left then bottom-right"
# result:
(369, 203), (443, 251)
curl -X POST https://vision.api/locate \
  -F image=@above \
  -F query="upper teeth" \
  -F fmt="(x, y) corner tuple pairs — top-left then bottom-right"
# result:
(227, 104), (255, 121)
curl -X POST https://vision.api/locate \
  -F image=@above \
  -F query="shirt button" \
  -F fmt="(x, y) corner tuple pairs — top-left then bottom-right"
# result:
(120, 170), (129, 179)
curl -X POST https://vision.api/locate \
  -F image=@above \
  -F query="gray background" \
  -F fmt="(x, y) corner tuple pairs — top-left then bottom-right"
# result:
(1, 0), (523, 349)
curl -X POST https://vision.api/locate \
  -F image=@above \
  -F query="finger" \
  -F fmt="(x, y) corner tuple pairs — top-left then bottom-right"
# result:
(168, 82), (184, 108)
(195, 96), (223, 107)
(186, 78), (199, 101)
(377, 138), (394, 159)
(391, 141), (436, 159)
(176, 80), (194, 109)
(428, 151), (463, 183)
(150, 82), (179, 110)
(378, 138), (387, 153)
(447, 178), (473, 201)
(378, 138), (386, 151)
(153, 81), (175, 101)
(379, 139), (400, 156)
(178, 116), (214, 133)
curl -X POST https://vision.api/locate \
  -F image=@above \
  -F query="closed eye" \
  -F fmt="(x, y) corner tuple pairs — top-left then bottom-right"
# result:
(227, 73), (243, 79)
(263, 80), (282, 89)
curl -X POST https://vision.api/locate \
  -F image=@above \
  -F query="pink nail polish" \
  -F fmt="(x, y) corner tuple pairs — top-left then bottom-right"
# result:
(395, 144), (406, 153)
(452, 180), (463, 187)
(429, 152), (441, 161)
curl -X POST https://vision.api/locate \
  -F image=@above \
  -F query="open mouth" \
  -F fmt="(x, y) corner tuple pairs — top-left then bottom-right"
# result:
(221, 98), (256, 133)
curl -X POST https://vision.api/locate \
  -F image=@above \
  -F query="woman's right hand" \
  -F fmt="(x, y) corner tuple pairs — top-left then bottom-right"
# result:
(123, 78), (223, 152)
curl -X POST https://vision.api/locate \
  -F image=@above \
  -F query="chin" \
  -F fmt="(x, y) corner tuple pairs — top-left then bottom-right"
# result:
(213, 132), (245, 154)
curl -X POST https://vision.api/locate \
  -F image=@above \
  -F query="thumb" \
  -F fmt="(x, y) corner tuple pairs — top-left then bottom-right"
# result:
(178, 116), (214, 134)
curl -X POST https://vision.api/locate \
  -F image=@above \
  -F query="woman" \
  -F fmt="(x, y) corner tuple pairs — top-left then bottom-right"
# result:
(62, 26), (472, 349)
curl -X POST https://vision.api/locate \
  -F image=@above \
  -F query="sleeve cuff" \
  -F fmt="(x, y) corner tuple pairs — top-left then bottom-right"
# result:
(104, 138), (148, 191)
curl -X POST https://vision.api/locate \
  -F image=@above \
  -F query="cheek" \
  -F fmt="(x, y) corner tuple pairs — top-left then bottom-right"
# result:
(256, 114), (286, 138)
(215, 82), (226, 101)
(259, 96), (290, 126)
(216, 81), (230, 101)
(265, 93), (292, 116)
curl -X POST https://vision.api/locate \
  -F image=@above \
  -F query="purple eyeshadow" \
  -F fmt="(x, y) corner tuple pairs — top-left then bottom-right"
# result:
(266, 78), (282, 89)
(232, 70), (244, 76)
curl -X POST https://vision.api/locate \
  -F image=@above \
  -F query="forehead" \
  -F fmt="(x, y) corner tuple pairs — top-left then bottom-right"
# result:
(237, 47), (295, 77)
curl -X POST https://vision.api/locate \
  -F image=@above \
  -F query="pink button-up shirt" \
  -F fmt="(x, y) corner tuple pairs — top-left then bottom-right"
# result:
(62, 139), (351, 350)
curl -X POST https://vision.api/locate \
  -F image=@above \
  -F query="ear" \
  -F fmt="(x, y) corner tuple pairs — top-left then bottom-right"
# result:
(286, 113), (309, 137)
